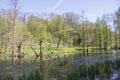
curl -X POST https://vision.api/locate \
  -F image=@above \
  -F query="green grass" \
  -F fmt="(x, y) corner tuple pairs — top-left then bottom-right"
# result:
(19, 70), (43, 80)
(67, 59), (120, 80)
(1, 45), (113, 62)
(22, 46), (78, 57)
(21, 46), (113, 60)
(2, 70), (43, 80)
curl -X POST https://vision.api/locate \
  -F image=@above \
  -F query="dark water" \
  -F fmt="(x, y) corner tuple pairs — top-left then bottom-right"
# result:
(0, 52), (120, 80)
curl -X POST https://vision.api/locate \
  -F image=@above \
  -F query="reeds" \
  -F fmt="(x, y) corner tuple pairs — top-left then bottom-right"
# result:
(67, 59), (120, 80)
(4, 69), (43, 80)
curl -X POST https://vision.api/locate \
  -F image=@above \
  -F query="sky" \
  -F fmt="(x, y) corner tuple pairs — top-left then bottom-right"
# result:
(0, 0), (119, 22)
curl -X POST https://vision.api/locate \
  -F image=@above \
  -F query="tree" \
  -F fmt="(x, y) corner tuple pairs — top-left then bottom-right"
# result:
(116, 7), (120, 49)
(0, 9), (12, 54)
(63, 12), (80, 47)
(81, 11), (86, 54)
(50, 15), (67, 48)
(27, 15), (50, 61)
(15, 15), (28, 57)
(111, 14), (118, 50)
(10, 0), (19, 56)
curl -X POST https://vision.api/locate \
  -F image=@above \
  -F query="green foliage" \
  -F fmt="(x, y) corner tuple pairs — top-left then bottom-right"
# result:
(0, 8), (118, 53)
(27, 15), (51, 43)
(92, 19), (114, 48)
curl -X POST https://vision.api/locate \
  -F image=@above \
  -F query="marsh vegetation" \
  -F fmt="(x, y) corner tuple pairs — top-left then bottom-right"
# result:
(0, 0), (120, 80)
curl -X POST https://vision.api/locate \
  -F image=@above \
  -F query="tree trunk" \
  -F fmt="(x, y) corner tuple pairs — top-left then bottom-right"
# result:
(114, 21), (118, 51)
(110, 32), (112, 49)
(17, 41), (23, 58)
(91, 41), (93, 53)
(103, 30), (106, 52)
(105, 25), (108, 52)
(69, 36), (72, 48)
(82, 37), (85, 54)
(86, 29), (89, 54)
(39, 40), (43, 61)
(82, 24), (85, 55)
(12, 25), (15, 56)
(99, 33), (102, 53)
(57, 37), (61, 48)
(4, 43), (7, 54)
(0, 33), (3, 54)
(118, 34), (120, 49)
(86, 44), (88, 54)
(11, 0), (18, 56)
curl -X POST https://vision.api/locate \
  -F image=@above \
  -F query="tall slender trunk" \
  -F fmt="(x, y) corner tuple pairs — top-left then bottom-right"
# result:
(69, 36), (72, 48)
(4, 43), (7, 54)
(118, 34), (120, 49)
(114, 30), (117, 50)
(105, 25), (108, 52)
(114, 21), (118, 51)
(39, 40), (43, 61)
(110, 32), (112, 49)
(57, 37), (61, 48)
(91, 41), (93, 53)
(0, 33), (3, 54)
(82, 24), (85, 54)
(86, 29), (89, 54)
(86, 43), (88, 54)
(62, 38), (65, 47)
(103, 30), (106, 52)
(99, 33), (102, 53)
(12, 0), (18, 56)
(12, 16), (15, 56)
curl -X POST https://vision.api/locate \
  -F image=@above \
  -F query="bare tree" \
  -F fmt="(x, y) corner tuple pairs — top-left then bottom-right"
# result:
(81, 11), (86, 54)
(11, 0), (19, 56)
(102, 14), (109, 52)
(17, 13), (27, 57)
(112, 14), (118, 51)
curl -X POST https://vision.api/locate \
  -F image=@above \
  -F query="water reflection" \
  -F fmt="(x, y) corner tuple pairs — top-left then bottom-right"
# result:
(11, 56), (24, 66)
(11, 56), (16, 66)
(1, 52), (120, 80)
(18, 57), (24, 64)
(110, 70), (119, 80)
(95, 76), (100, 80)
(95, 71), (119, 80)
(33, 56), (39, 62)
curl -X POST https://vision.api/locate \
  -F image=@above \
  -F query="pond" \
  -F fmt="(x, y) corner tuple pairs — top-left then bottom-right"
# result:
(0, 51), (120, 80)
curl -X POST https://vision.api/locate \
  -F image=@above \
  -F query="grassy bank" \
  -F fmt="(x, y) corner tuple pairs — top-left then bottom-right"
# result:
(22, 46), (112, 58)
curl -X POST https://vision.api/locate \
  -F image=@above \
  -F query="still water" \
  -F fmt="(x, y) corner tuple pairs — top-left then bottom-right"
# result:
(0, 52), (120, 80)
